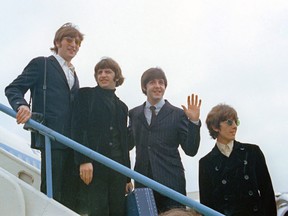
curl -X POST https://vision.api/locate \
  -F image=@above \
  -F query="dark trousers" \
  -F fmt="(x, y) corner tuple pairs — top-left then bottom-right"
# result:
(135, 163), (185, 213)
(40, 148), (77, 211)
(76, 157), (127, 216)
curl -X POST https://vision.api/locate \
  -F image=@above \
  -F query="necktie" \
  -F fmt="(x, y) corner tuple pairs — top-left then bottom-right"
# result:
(150, 106), (156, 126)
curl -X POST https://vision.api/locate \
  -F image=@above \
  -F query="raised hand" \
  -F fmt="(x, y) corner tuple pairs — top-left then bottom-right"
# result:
(181, 93), (202, 122)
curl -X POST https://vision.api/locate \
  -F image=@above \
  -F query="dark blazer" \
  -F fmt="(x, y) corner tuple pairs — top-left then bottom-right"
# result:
(199, 140), (277, 216)
(5, 55), (79, 149)
(72, 86), (130, 170)
(128, 100), (201, 194)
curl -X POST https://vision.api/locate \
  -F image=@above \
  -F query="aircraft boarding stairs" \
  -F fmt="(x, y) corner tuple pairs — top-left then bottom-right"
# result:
(0, 147), (79, 216)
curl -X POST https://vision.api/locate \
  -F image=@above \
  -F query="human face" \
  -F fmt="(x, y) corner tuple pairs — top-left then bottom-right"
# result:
(96, 68), (116, 90)
(215, 119), (238, 144)
(145, 79), (166, 105)
(56, 36), (81, 63)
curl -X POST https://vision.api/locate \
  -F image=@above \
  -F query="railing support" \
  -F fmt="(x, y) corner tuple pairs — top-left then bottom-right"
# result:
(45, 136), (53, 198)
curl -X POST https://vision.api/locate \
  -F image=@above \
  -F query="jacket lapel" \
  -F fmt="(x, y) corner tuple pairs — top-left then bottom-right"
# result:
(154, 100), (173, 123)
(48, 56), (70, 89)
(137, 103), (149, 129)
(211, 141), (246, 176)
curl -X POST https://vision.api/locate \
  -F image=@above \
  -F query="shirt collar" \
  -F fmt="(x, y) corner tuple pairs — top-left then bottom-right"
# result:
(217, 140), (234, 157)
(53, 54), (74, 69)
(145, 98), (165, 111)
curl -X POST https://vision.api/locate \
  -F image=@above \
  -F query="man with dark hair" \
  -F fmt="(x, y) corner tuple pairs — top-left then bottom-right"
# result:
(199, 103), (277, 215)
(72, 57), (132, 216)
(128, 67), (202, 213)
(5, 22), (84, 210)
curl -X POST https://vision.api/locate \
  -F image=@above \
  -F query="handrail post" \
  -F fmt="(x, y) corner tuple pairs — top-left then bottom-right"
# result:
(45, 136), (53, 198)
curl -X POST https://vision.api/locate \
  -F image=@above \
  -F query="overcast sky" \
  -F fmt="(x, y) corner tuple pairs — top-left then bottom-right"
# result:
(1, 0), (288, 193)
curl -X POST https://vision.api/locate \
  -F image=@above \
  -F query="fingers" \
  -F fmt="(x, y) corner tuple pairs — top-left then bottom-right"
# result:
(126, 182), (134, 193)
(188, 93), (201, 107)
(80, 163), (93, 185)
(198, 98), (202, 108)
(16, 105), (31, 124)
(182, 93), (202, 112)
(80, 170), (93, 185)
(80, 175), (92, 185)
(187, 95), (190, 107)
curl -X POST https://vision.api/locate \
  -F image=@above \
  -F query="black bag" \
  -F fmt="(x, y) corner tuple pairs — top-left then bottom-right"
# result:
(126, 188), (158, 216)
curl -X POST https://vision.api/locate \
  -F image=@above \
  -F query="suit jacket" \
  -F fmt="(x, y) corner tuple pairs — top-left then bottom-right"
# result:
(128, 100), (201, 194)
(72, 86), (130, 171)
(199, 140), (277, 216)
(5, 55), (79, 149)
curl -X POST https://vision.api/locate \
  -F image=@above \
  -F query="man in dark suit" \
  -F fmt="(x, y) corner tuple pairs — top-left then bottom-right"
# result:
(199, 104), (277, 216)
(5, 23), (84, 210)
(72, 57), (132, 216)
(128, 67), (202, 213)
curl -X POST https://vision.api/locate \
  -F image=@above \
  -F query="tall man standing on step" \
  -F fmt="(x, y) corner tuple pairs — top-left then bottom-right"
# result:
(128, 67), (202, 213)
(5, 23), (84, 210)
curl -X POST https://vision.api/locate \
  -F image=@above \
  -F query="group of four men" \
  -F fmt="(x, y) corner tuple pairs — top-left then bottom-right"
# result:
(5, 23), (277, 216)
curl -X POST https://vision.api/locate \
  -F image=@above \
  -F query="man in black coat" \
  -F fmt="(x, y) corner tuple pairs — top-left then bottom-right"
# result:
(72, 57), (132, 216)
(199, 104), (277, 216)
(5, 23), (84, 210)
(128, 68), (202, 213)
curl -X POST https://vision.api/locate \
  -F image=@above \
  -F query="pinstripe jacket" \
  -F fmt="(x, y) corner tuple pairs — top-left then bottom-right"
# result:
(128, 100), (201, 194)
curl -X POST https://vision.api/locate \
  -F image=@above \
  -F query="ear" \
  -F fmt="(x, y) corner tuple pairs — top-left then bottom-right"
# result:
(212, 126), (219, 132)
(56, 41), (61, 48)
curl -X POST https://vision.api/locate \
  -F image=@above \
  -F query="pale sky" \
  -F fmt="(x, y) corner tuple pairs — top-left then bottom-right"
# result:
(1, 0), (288, 193)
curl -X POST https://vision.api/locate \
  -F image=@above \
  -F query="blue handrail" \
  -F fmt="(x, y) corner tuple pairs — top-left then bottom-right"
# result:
(0, 103), (224, 216)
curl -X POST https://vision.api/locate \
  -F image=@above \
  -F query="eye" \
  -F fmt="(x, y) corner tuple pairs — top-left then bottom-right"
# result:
(148, 80), (155, 85)
(63, 36), (81, 47)
(226, 119), (234, 126)
(64, 36), (73, 43)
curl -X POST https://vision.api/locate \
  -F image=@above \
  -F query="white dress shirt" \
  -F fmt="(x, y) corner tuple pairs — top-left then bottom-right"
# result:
(53, 54), (75, 89)
(217, 140), (234, 157)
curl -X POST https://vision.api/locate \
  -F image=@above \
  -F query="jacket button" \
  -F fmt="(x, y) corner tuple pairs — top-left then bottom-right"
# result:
(243, 160), (248, 165)
(244, 175), (249, 180)
(109, 142), (113, 146)
(222, 179), (227, 184)
(148, 146), (151, 150)
(109, 126), (113, 130)
(215, 166), (219, 171)
(253, 205), (258, 212)
(248, 190), (254, 196)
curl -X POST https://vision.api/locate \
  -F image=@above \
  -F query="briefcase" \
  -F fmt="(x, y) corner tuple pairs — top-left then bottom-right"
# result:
(126, 188), (158, 216)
